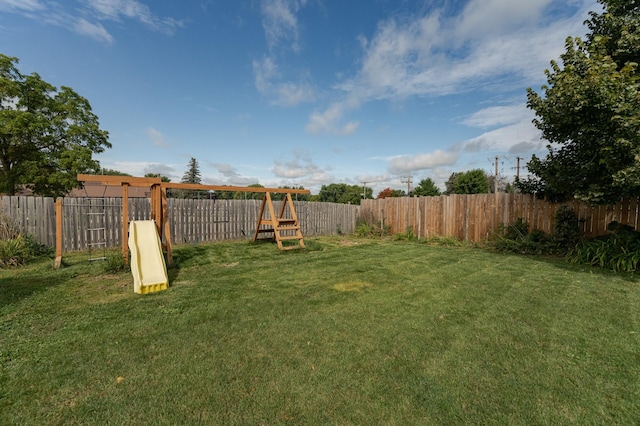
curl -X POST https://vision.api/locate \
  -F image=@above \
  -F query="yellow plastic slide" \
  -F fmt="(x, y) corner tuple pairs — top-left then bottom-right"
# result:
(128, 220), (168, 294)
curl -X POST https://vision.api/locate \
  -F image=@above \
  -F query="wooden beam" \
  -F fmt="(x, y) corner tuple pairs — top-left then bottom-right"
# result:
(77, 174), (162, 186)
(78, 174), (310, 194)
(160, 182), (310, 194)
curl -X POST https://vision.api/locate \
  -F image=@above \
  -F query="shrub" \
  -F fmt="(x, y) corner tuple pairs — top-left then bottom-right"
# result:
(569, 222), (640, 272)
(354, 219), (390, 238)
(393, 227), (417, 241)
(553, 205), (580, 249)
(0, 213), (53, 267)
(0, 235), (28, 267)
(0, 212), (21, 240)
(490, 218), (557, 255)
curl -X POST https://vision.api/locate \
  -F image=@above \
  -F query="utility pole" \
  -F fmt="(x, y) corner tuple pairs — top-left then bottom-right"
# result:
(494, 156), (499, 193)
(401, 175), (413, 196)
(516, 157), (522, 180)
(361, 181), (368, 200)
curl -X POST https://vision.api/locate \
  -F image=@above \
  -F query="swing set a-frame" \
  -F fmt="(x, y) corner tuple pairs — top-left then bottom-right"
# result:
(54, 174), (311, 268)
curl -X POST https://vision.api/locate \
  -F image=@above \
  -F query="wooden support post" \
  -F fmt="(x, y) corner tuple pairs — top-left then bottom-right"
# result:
(151, 184), (162, 237)
(162, 186), (173, 267)
(122, 182), (129, 264)
(54, 197), (63, 269)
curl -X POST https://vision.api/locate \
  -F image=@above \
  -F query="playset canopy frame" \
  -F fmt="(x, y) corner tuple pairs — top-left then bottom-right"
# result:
(54, 174), (310, 268)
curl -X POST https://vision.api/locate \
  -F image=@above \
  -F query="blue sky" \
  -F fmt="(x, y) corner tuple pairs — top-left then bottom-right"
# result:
(1, 0), (599, 194)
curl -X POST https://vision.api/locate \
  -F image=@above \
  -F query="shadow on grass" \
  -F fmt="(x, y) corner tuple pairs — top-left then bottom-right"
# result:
(482, 247), (640, 283)
(0, 272), (67, 309)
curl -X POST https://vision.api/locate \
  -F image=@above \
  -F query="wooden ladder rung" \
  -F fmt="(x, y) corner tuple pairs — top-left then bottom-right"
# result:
(278, 235), (302, 241)
(277, 226), (299, 231)
(256, 228), (274, 233)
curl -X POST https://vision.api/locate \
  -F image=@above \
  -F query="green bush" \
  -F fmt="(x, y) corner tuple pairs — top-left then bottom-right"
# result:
(553, 205), (580, 249)
(0, 235), (28, 267)
(490, 218), (557, 255)
(393, 227), (417, 241)
(0, 213), (54, 267)
(569, 222), (640, 272)
(354, 220), (390, 238)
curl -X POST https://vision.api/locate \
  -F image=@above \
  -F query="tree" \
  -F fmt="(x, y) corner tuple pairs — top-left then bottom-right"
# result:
(444, 172), (463, 195)
(144, 172), (171, 182)
(179, 157), (204, 198)
(520, 0), (640, 204)
(101, 169), (131, 176)
(445, 169), (490, 194)
(412, 178), (441, 196)
(376, 187), (406, 198)
(0, 54), (110, 196)
(233, 183), (265, 200)
(318, 183), (364, 204)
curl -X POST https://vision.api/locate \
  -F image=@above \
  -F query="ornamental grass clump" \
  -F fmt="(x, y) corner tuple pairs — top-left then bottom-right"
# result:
(569, 221), (640, 273)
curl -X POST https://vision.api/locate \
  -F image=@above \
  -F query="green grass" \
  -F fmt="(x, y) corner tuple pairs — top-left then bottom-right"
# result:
(1, 237), (639, 424)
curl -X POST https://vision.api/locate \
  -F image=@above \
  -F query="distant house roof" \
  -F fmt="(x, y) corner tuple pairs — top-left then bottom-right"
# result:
(67, 181), (151, 198)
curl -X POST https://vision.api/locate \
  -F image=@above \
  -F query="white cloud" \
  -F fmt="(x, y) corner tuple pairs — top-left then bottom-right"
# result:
(74, 18), (113, 44)
(0, 0), (182, 42)
(253, 56), (315, 106)
(460, 119), (544, 154)
(143, 163), (176, 178)
(147, 127), (169, 147)
(271, 150), (329, 180)
(84, 0), (184, 34)
(463, 104), (533, 128)
(313, 0), (597, 134)
(0, 0), (44, 12)
(346, 1), (594, 98)
(388, 150), (460, 175)
(207, 163), (260, 186)
(260, 0), (307, 52)
(305, 101), (359, 135)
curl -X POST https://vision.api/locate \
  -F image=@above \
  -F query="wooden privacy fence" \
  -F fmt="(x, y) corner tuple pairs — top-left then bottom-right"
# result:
(360, 193), (640, 242)
(0, 196), (359, 253)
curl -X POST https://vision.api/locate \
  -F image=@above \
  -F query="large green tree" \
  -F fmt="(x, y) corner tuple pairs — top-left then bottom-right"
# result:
(0, 54), (110, 196)
(412, 178), (441, 196)
(318, 183), (364, 204)
(521, 0), (640, 203)
(445, 169), (490, 194)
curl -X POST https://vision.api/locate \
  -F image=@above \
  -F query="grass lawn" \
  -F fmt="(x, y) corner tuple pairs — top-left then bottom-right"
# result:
(1, 237), (639, 424)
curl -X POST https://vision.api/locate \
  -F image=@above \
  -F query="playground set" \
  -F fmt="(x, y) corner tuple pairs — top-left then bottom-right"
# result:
(53, 174), (310, 294)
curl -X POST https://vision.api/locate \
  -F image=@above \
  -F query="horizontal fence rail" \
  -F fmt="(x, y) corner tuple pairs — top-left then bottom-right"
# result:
(3, 194), (638, 252)
(359, 193), (640, 242)
(0, 196), (359, 253)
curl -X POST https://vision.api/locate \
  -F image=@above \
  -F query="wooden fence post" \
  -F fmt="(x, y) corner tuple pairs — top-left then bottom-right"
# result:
(54, 197), (63, 269)
(122, 183), (129, 264)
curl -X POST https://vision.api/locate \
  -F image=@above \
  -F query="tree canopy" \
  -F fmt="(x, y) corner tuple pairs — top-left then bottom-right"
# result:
(412, 178), (441, 196)
(318, 183), (366, 204)
(376, 187), (406, 199)
(445, 169), (490, 194)
(520, 0), (640, 204)
(0, 54), (110, 196)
